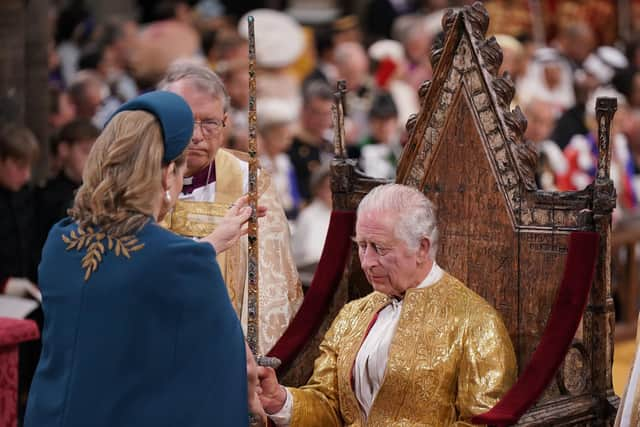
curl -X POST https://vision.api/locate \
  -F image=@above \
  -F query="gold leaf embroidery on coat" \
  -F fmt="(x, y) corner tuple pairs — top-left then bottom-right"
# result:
(61, 226), (144, 281)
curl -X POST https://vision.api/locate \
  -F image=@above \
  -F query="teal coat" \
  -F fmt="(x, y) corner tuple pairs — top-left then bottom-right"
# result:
(25, 218), (248, 426)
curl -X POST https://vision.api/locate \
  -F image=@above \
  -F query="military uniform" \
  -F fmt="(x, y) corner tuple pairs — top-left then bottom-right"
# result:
(288, 131), (331, 204)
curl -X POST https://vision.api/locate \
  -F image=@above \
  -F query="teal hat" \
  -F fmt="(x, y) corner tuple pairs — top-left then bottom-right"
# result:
(109, 91), (194, 163)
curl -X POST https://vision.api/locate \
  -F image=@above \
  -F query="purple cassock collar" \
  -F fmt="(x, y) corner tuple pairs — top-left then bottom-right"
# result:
(182, 163), (216, 195)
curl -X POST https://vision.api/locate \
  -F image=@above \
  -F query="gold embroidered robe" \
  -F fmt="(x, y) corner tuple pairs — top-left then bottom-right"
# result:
(288, 273), (517, 426)
(164, 148), (303, 353)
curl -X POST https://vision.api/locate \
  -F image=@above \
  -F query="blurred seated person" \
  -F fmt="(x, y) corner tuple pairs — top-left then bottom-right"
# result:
(36, 119), (99, 248)
(522, 98), (567, 191)
(624, 109), (640, 179)
(48, 86), (76, 135)
(68, 70), (122, 129)
(335, 42), (375, 144)
(289, 81), (335, 204)
(494, 34), (526, 85)
(212, 31), (250, 152)
(47, 87), (78, 178)
(0, 124), (44, 414)
(96, 17), (141, 101)
(0, 124), (41, 300)
(24, 91), (259, 426)
(517, 48), (575, 115)
(258, 184), (517, 426)
(368, 39), (419, 127)
(561, 88), (637, 220)
(78, 39), (138, 103)
(332, 15), (363, 46)
(302, 26), (338, 90)
(391, 14), (434, 91)
(258, 98), (301, 220)
(358, 92), (402, 180)
(550, 45), (624, 150)
(364, 0), (417, 43)
(553, 21), (595, 71)
(629, 70), (640, 109)
(582, 46), (628, 91)
(128, 2), (200, 92)
(291, 166), (332, 289)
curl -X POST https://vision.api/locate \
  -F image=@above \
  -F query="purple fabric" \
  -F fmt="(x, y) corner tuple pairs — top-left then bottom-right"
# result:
(182, 163), (216, 195)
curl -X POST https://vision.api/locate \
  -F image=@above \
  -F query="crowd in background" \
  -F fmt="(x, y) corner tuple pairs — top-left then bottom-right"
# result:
(5, 0), (640, 291)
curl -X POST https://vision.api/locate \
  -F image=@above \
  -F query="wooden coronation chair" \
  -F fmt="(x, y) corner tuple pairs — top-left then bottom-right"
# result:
(267, 2), (618, 424)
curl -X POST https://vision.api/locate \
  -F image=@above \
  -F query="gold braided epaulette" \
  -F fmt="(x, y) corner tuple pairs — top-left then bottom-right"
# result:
(61, 226), (144, 281)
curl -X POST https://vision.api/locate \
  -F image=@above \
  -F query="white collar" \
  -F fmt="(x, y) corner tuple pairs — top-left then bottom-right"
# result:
(416, 262), (443, 290)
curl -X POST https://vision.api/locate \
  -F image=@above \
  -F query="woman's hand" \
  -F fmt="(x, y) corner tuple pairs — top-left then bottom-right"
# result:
(201, 195), (266, 254)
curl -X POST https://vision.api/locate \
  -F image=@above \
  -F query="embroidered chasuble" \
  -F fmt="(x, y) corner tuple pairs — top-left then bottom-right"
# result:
(286, 273), (516, 427)
(163, 148), (303, 353)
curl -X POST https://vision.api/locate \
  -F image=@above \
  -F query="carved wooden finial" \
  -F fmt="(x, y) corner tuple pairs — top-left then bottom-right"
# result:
(478, 36), (503, 76)
(441, 8), (457, 34)
(463, 1), (490, 39)
(502, 106), (536, 191)
(492, 73), (515, 110)
(431, 2), (492, 72)
(333, 80), (348, 158)
(418, 80), (431, 102)
(504, 106), (528, 138)
(592, 97), (618, 219)
(430, 32), (446, 69)
(405, 113), (418, 135)
(595, 97), (617, 180)
(406, 0), (537, 195)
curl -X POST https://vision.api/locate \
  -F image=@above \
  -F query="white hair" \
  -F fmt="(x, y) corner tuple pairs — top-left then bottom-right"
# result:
(357, 183), (438, 259)
(157, 61), (230, 112)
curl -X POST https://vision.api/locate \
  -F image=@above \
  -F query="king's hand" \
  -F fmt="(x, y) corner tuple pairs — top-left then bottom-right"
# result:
(257, 366), (287, 415)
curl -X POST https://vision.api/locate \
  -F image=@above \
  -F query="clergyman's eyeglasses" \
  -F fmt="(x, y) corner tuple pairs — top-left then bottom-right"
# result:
(194, 118), (225, 137)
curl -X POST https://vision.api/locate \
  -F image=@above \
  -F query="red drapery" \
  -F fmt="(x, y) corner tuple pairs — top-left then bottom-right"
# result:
(268, 210), (356, 368)
(472, 231), (599, 426)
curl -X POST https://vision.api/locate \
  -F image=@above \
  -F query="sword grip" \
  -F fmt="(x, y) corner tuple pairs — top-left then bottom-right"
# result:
(256, 355), (281, 369)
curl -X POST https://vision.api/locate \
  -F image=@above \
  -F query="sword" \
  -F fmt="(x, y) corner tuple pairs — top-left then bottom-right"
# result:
(247, 13), (260, 359)
(246, 14), (280, 370)
(247, 16), (279, 427)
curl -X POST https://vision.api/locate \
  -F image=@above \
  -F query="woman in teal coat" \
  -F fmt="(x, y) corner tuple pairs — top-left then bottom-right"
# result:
(25, 91), (254, 426)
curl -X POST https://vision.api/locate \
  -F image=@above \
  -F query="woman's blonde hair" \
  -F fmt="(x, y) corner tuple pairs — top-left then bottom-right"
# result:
(69, 110), (185, 236)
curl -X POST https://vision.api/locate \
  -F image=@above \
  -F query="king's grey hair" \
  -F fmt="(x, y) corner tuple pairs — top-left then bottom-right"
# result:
(357, 183), (439, 259)
(157, 62), (230, 112)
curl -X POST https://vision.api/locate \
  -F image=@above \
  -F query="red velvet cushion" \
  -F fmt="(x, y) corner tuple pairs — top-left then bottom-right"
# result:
(0, 318), (40, 427)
